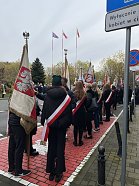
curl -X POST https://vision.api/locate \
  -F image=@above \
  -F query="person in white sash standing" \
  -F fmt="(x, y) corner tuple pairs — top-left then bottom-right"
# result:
(41, 75), (72, 183)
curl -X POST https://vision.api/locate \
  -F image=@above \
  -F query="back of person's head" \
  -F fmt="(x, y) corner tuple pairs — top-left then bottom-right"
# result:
(74, 81), (85, 100)
(92, 82), (97, 90)
(85, 83), (92, 91)
(61, 77), (68, 86)
(75, 81), (84, 90)
(111, 84), (116, 90)
(104, 83), (110, 90)
(52, 75), (62, 86)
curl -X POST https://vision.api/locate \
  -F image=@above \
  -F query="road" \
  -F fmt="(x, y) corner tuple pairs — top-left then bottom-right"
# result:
(0, 99), (8, 137)
(0, 99), (43, 138)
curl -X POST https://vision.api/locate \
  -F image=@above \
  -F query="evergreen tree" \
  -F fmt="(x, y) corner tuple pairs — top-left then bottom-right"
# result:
(31, 58), (46, 84)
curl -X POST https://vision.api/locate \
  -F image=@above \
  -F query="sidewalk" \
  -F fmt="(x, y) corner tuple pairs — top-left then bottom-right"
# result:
(71, 106), (139, 186)
(0, 112), (117, 185)
(0, 106), (138, 185)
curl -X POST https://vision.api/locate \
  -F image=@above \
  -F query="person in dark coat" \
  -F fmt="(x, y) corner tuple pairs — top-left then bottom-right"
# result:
(85, 83), (99, 139)
(102, 84), (113, 122)
(8, 112), (31, 177)
(118, 86), (124, 104)
(41, 75), (72, 183)
(73, 81), (86, 146)
(128, 86), (132, 104)
(24, 99), (40, 156)
(111, 85), (117, 110)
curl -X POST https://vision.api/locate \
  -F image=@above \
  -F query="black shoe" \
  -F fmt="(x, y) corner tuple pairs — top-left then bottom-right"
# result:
(55, 174), (63, 183)
(84, 134), (92, 139)
(31, 148), (36, 152)
(8, 168), (15, 174)
(15, 170), (31, 177)
(30, 151), (39, 156)
(93, 128), (100, 132)
(78, 141), (83, 146)
(73, 141), (78, 146)
(49, 173), (55, 181)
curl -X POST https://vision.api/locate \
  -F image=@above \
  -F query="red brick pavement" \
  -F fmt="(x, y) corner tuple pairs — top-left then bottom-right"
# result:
(0, 118), (116, 186)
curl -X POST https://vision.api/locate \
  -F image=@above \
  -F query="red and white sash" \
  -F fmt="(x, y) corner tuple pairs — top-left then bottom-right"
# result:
(42, 94), (71, 141)
(105, 91), (113, 103)
(72, 96), (86, 115)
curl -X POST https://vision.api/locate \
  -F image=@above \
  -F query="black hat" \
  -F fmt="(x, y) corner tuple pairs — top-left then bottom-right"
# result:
(52, 75), (62, 86)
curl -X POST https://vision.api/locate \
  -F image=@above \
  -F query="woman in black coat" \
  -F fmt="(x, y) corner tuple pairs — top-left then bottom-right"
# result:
(73, 81), (86, 146)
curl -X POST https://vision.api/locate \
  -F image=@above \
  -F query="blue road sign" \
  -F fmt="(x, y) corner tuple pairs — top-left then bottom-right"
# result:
(107, 0), (139, 12)
(130, 50), (139, 66)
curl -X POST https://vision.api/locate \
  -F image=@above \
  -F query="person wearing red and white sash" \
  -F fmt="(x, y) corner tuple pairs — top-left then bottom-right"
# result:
(41, 75), (72, 183)
(72, 81), (86, 146)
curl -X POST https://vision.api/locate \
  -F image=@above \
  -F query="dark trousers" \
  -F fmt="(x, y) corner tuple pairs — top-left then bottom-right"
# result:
(98, 103), (103, 122)
(104, 103), (111, 120)
(93, 109), (99, 129)
(86, 112), (93, 136)
(46, 127), (66, 174)
(73, 124), (83, 143)
(8, 125), (26, 173)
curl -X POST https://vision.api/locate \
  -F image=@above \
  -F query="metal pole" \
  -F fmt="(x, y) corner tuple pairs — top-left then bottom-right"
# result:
(23, 32), (30, 169)
(98, 146), (105, 186)
(27, 134), (30, 169)
(64, 49), (68, 78)
(133, 71), (136, 117)
(115, 122), (122, 157)
(121, 27), (131, 186)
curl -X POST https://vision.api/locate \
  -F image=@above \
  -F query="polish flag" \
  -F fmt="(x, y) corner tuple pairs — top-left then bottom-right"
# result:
(9, 45), (37, 134)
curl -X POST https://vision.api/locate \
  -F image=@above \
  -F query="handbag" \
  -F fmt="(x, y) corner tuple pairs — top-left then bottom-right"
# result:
(87, 97), (98, 112)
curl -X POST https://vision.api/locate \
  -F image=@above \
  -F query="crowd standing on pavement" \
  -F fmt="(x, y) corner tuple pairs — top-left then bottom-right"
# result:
(7, 75), (134, 183)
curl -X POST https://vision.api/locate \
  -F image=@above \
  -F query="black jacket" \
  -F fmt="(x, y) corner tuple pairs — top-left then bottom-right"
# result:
(41, 86), (72, 129)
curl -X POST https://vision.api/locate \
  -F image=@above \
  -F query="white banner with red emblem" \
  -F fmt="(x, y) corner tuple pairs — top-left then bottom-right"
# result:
(9, 45), (37, 134)
(85, 62), (94, 84)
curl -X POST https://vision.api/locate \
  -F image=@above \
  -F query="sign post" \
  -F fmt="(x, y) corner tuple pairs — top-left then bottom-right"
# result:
(105, 1), (139, 185)
(121, 27), (131, 186)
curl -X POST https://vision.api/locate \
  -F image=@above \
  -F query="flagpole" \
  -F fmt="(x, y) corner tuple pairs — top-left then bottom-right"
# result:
(62, 31), (64, 76)
(21, 32), (29, 69)
(23, 31), (30, 169)
(23, 31), (29, 50)
(62, 30), (64, 64)
(64, 49), (68, 78)
(52, 35), (54, 75)
(75, 31), (78, 77)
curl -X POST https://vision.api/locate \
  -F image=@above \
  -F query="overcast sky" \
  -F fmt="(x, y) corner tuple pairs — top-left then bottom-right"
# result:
(0, 0), (139, 70)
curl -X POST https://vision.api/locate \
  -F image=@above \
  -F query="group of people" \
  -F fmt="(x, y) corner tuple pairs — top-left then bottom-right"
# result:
(7, 75), (123, 183)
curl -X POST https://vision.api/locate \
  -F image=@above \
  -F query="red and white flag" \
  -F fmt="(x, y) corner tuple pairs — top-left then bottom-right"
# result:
(103, 72), (110, 85)
(9, 45), (37, 134)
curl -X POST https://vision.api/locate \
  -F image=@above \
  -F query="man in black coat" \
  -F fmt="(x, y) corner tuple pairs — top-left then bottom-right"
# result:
(8, 112), (31, 177)
(41, 75), (72, 183)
